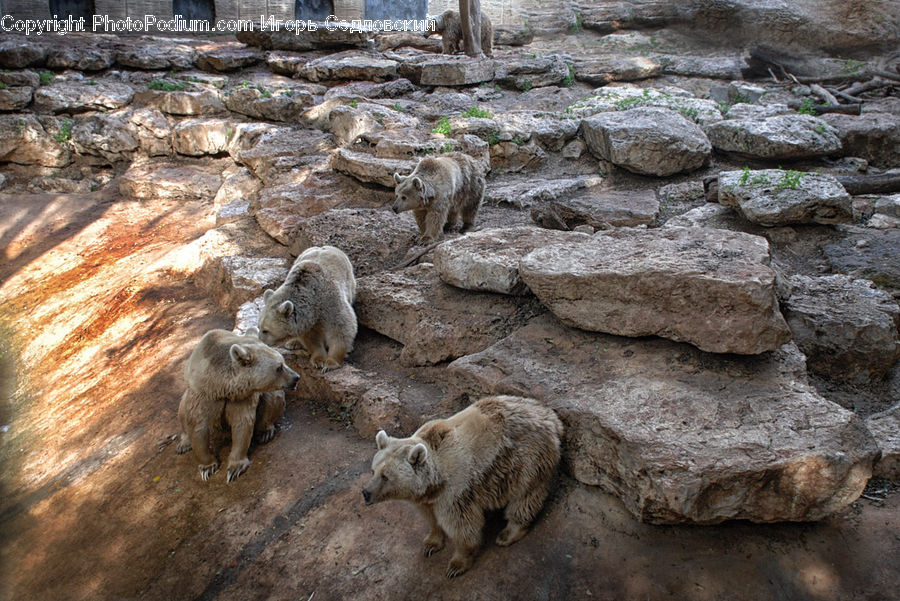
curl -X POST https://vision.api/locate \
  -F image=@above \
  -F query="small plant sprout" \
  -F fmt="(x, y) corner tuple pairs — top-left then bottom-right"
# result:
(432, 116), (451, 136)
(797, 98), (817, 115)
(776, 170), (804, 190)
(460, 106), (493, 119)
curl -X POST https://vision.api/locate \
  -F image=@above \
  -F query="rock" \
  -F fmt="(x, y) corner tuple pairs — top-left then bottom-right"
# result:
(329, 103), (419, 146)
(129, 107), (172, 156)
(235, 127), (334, 184)
(28, 176), (93, 194)
(520, 227), (792, 354)
(0, 41), (47, 68)
(198, 256), (291, 312)
(324, 78), (417, 100)
(252, 170), (391, 246)
(134, 87), (226, 116)
(290, 208), (419, 275)
(449, 313), (878, 524)
(819, 112), (900, 168)
(574, 56), (662, 85)
(398, 55), (496, 86)
(867, 405), (900, 480)
(224, 86), (315, 122)
(216, 199), (251, 226)
(492, 112), (579, 150)
(486, 175), (603, 209)
(581, 107), (711, 176)
(115, 43), (197, 70)
(433, 226), (590, 295)
(234, 295), (266, 335)
(46, 46), (115, 71)
(659, 55), (744, 80)
(0, 86), (33, 111)
(565, 84), (692, 118)
(118, 161), (222, 201)
(495, 54), (570, 90)
(825, 227), (900, 289)
(0, 70), (40, 88)
(265, 51), (308, 76)
(663, 204), (756, 232)
(531, 189), (660, 230)
(355, 263), (544, 365)
(874, 194), (900, 219)
(330, 147), (415, 188)
(374, 31), (441, 52)
(783, 275), (899, 383)
(32, 81), (135, 114)
(580, 2), (677, 32)
(70, 111), (139, 164)
(299, 51), (399, 82)
(493, 25), (534, 46)
(236, 27), (371, 51)
(718, 169), (852, 226)
(659, 180), (705, 204)
(722, 103), (790, 120)
(561, 139), (584, 159)
(172, 118), (236, 156)
(0, 114), (70, 167)
(706, 115), (842, 159)
(214, 166), (262, 208)
(196, 47), (262, 72)
(367, 128), (448, 159)
(490, 139), (547, 173)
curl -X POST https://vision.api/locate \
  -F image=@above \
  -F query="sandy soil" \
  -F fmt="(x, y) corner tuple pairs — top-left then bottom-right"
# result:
(0, 187), (898, 601)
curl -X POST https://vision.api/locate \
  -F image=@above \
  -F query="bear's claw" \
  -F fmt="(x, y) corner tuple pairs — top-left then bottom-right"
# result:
(199, 463), (219, 481)
(226, 458), (251, 483)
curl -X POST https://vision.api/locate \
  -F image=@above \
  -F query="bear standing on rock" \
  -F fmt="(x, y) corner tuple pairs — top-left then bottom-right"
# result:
(392, 152), (485, 243)
(431, 9), (493, 57)
(176, 327), (300, 482)
(362, 395), (563, 578)
(258, 245), (358, 370)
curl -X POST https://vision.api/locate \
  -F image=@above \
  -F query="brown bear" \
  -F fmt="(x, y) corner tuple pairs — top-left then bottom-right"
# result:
(362, 395), (563, 578)
(258, 245), (358, 370)
(176, 327), (300, 482)
(431, 9), (493, 57)
(392, 152), (485, 243)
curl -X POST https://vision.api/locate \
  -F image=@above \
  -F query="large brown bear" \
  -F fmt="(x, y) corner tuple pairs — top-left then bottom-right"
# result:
(258, 245), (358, 370)
(392, 152), (485, 243)
(176, 327), (299, 482)
(431, 9), (493, 57)
(362, 395), (563, 577)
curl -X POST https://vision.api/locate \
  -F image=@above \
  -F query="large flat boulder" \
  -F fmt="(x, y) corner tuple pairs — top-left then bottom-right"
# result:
(398, 55), (496, 86)
(196, 47), (263, 72)
(581, 107), (711, 176)
(70, 111), (140, 164)
(0, 86), (34, 111)
(485, 176), (603, 209)
(197, 256), (291, 312)
(519, 227), (792, 355)
(134, 87), (226, 116)
(172, 118), (236, 156)
(223, 86), (315, 122)
(115, 43), (197, 70)
(494, 54), (571, 90)
(299, 51), (399, 82)
(237, 27), (371, 51)
(825, 226), (900, 289)
(234, 127), (334, 184)
(433, 227), (591, 295)
(718, 169), (852, 226)
(706, 114), (842, 159)
(783, 275), (900, 383)
(820, 112), (900, 168)
(574, 56), (662, 85)
(530, 188), (660, 230)
(0, 41), (47, 68)
(449, 314), (878, 524)
(355, 263), (544, 366)
(46, 46), (116, 71)
(118, 161), (222, 201)
(32, 81), (134, 114)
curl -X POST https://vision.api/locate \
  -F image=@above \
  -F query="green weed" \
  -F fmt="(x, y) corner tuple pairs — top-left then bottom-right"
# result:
(432, 115), (451, 135)
(460, 106), (493, 119)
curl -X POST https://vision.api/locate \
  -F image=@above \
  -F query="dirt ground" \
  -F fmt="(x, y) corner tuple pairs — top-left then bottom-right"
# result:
(1, 188), (899, 601)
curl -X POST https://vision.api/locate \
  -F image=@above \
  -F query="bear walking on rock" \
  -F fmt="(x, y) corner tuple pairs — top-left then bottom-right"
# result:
(362, 395), (563, 578)
(258, 245), (358, 370)
(392, 152), (485, 243)
(176, 327), (300, 482)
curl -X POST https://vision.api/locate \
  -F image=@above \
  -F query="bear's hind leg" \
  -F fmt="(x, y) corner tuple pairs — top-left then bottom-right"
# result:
(496, 479), (551, 546)
(444, 208), (459, 232)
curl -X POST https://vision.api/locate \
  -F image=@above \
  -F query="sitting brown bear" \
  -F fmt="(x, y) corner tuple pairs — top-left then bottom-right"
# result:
(431, 9), (493, 57)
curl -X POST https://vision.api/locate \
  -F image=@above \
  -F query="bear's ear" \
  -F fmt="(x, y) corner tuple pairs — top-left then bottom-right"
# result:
(393, 172), (405, 184)
(408, 443), (428, 466)
(229, 343), (253, 366)
(412, 176), (423, 191)
(244, 326), (260, 338)
(263, 289), (274, 302)
(277, 300), (294, 318)
(375, 430), (390, 450)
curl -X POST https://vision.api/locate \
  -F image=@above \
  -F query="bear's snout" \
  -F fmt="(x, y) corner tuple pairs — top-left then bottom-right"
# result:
(362, 489), (372, 505)
(287, 373), (300, 390)
(391, 204), (400, 214)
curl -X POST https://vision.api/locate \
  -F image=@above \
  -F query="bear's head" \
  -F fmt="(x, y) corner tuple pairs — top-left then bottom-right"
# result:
(362, 430), (439, 505)
(258, 268), (322, 348)
(392, 173), (434, 214)
(228, 339), (300, 394)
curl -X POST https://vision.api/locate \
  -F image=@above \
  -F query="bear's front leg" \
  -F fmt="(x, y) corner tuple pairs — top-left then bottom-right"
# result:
(224, 400), (257, 483)
(420, 505), (446, 557)
(442, 505), (484, 578)
(422, 209), (448, 243)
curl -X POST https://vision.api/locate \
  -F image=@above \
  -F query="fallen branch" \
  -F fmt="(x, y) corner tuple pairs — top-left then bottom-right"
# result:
(843, 77), (888, 96)
(836, 173), (900, 196)
(390, 240), (443, 270)
(829, 88), (864, 103)
(872, 69), (900, 82)
(787, 101), (861, 115)
(809, 83), (839, 106)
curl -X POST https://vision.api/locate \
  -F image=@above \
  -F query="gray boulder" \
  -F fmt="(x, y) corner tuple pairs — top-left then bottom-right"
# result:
(299, 51), (399, 82)
(0, 86), (33, 111)
(398, 55), (496, 86)
(867, 405), (900, 480)
(519, 226), (792, 354)
(330, 148), (415, 188)
(0, 114), (70, 167)
(530, 189), (660, 230)
(32, 81), (135, 114)
(718, 169), (852, 226)
(581, 107), (711, 176)
(706, 114), (841, 159)
(118, 161), (222, 201)
(820, 112), (900, 168)
(449, 314), (878, 524)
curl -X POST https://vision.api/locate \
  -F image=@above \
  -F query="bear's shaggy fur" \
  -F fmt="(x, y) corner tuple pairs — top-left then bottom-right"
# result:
(176, 327), (300, 482)
(431, 9), (493, 57)
(258, 246), (358, 370)
(362, 395), (563, 578)
(392, 152), (485, 243)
